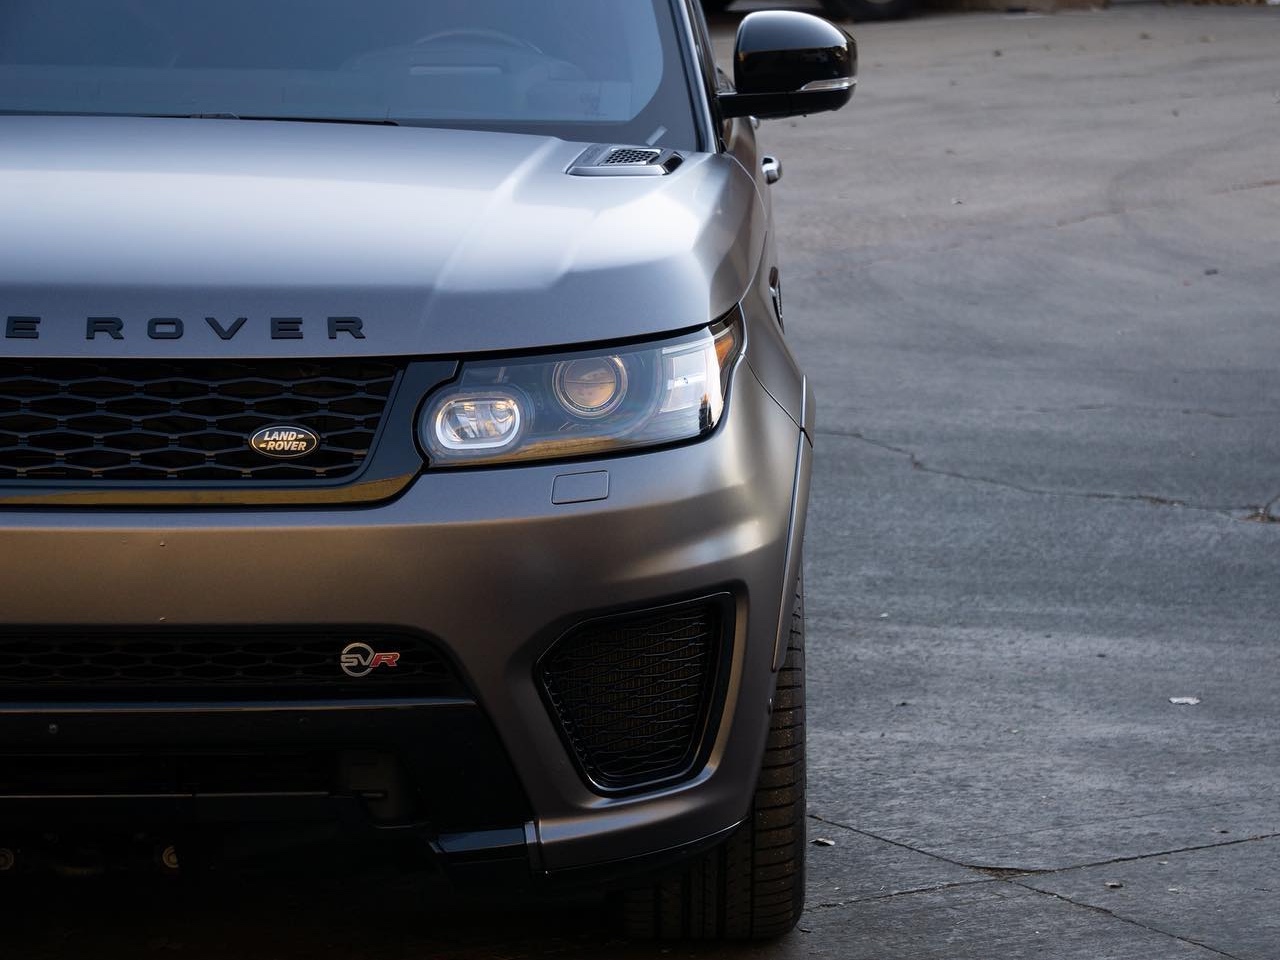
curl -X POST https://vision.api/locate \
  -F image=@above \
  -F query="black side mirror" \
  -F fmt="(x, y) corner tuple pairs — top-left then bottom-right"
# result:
(718, 11), (856, 121)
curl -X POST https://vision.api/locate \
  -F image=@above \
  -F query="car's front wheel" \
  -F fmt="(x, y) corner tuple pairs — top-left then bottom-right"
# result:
(622, 575), (807, 940)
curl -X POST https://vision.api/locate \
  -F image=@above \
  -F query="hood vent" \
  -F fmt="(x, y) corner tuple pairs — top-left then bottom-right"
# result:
(604, 147), (662, 165)
(568, 144), (684, 178)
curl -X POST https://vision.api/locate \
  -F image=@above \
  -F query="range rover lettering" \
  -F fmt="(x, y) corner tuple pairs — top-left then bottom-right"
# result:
(0, 0), (853, 940)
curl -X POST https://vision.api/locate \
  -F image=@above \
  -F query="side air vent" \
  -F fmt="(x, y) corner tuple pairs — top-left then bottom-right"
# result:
(567, 144), (684, 178)
(603, 147), (662, 165)
(538, 595), (732, 793)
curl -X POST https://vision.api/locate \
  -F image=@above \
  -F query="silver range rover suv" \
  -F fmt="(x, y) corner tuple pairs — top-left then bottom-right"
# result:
(0, 0), (853, 940)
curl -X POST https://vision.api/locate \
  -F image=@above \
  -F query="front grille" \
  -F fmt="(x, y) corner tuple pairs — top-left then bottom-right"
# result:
(0, 628), (463, 701)
(539, 598), (727, 792)
(0, 358), (402, 483)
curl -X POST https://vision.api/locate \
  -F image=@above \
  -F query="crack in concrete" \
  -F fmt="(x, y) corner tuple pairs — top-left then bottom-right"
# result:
(924, 797), (1271, 847)
(808, 812), (996, 876)
(1052, 178), (1280, 234)
(970, 832), (1280, 877)
(1245, 490), (1280, 522)
(793, 178), (1280, 277)
(821, 427), (1259, 520)
(1012, 882), (1248, 959)
(811, 810), (1280, 878)
(974, 866), (1038, 879)
(807, 878), (998, 912)
(1015, 404), (1280, 420)
(808, 812), (1275, 956)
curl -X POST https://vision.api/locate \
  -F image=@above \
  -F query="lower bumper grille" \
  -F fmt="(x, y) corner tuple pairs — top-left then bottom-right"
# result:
(538, 597), (729, 793)
(0, 628), (463, 701)
(0, 750), (336, 798)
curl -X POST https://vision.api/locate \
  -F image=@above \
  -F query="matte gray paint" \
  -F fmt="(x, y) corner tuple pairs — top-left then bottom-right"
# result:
(0, 116), (765, 359)
(740, 237), (810, 430)
(773, 423), (812, 671)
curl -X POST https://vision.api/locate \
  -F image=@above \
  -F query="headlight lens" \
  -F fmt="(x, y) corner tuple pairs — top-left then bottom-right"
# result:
(432, 392), (523, 451)
(553, 356), (628, 419)
(420, 320), (741, 467)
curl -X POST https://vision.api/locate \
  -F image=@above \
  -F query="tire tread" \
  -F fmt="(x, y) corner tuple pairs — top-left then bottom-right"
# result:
(622, 573), (807, 941)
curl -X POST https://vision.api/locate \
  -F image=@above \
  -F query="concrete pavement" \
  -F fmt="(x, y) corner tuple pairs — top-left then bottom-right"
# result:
(772, 5), (1280, 956)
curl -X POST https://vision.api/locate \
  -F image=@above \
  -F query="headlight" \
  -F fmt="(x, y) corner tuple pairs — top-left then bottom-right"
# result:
(419, 319), (741, 467)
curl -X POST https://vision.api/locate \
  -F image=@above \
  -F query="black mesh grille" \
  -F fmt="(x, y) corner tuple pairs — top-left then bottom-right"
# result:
(0, 358), (401, 483)
(539, 600), (726, 791)
(0, 628), (462, 701)
(603, 147), (661, 165)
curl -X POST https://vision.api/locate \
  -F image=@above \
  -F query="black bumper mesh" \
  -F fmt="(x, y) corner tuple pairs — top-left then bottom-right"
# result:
(539, 598), (728, 792)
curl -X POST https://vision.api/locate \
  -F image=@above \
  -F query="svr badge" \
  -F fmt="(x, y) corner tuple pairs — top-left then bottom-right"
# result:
(250, 425), (319, 459)
(341, 642), (401, 678)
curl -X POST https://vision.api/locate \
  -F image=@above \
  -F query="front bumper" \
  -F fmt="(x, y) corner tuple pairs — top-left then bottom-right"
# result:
(0, 364), (809, 876)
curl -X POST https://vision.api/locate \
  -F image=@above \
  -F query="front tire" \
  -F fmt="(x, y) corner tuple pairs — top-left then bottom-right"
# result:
(623, 576), (807, 940)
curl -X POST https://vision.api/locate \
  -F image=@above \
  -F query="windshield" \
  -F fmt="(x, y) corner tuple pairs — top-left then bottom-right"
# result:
(0, 0), (699, 148)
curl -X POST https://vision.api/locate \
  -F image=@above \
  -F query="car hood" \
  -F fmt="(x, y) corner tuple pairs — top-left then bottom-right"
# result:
(0, 116), (764, 358)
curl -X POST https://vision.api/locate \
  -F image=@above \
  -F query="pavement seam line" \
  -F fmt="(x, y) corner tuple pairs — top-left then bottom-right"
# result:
(811, 812), (1280, 878)
(807, 878), (997, 910)
(1011, 880), (1249, 960)
(1007, 405), (1280, 420)
(1250, 490), (1280, 522)
(1053, 178), (1280, 233)
(791, 179), (1280, 277)
(821, 428), (1258, 519)
(1010, 832), (1280, 877)
(918, 798), (1276, 847)
(808, 813), (990, 875)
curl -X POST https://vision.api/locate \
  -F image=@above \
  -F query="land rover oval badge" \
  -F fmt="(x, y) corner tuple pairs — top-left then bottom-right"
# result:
(250, 425), (319, 459)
